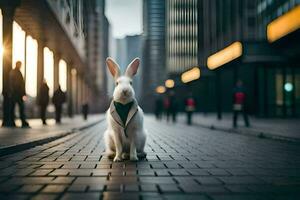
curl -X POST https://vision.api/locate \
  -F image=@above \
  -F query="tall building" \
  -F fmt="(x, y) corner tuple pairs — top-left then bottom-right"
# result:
(84, 0), (109, 112)
(165, 0), (202, 112)
(166, 0), (198, 74)
(141, 0), (166, 112)
(199, 0), (300, 117)
(0, 0), (105, 124)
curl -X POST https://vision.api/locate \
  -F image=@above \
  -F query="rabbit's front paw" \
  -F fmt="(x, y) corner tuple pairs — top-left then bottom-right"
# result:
(130, 155), (138, 161)
(113, 155), (122, 162)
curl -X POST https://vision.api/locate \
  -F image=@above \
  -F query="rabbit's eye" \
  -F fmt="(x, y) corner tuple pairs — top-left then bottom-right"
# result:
(116, 82), (119, 86)
(129, 81), (132, 85)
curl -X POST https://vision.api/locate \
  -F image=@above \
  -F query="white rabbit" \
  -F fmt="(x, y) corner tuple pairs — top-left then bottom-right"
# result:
(104, 57), (147, 162)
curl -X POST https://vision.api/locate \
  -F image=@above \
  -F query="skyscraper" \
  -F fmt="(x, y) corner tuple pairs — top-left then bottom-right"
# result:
(166, 0), (198, 74)
(141, 0), (166, 112)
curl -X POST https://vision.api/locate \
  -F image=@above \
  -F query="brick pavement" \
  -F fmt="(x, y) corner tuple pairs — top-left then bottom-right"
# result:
(177, 113), (300, 141)
(0, 116), (299, 199)
(0, 115), (103, 150)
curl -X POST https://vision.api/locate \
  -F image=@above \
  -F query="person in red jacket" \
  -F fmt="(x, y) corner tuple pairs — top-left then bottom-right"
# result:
(185, 93), (196, 125)
(232, 80), (250, 128)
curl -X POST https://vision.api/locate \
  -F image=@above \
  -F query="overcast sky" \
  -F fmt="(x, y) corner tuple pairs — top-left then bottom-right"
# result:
(105, 0), (143, 38)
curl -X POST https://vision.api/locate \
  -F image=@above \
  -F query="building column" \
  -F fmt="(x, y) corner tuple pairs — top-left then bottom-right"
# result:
(37, 39), (44, 98)
(0, 0), (20, 126)
(72, 69), (77, 114)
(53, 52), (60, 91)
(67, 64), (73, 117)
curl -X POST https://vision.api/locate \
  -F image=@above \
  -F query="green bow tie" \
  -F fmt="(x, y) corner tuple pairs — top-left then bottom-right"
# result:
(114, 101), (134, 126)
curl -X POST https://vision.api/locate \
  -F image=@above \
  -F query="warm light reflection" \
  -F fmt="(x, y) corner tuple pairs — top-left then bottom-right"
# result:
(207, 41), (242, 70)
(165, 79), (175, 88)
(71, 68), (77, 76)
(25, 36), (38, 97)
(181, 67), (200, 83)
(155, 86), (166, 94)
(0, 9), (2, 94)
(267, 5), (300, 42)
(44, 47), (54, 95)
(0, 45), (4, 56)
(59, 59), (67, 92)
(13, 21), (26, 76)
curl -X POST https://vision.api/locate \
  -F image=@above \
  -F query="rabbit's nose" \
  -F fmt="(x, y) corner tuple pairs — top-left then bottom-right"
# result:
(122, 90), (129, 95)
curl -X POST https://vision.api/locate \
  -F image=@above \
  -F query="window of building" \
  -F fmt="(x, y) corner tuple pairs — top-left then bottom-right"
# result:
(25, 36), (38, 97)
(44, 47), (54, 96)
(13, 22), (26, 76)
(59, 59), (67, 92)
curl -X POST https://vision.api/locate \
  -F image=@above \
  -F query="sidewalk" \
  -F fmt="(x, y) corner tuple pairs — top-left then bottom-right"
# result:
(177, 113), (300, 142)
(0, 114), (105, 155)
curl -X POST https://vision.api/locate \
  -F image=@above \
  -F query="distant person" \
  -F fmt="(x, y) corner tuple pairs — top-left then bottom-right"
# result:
(232, 80), (250, 128)
(154, 96), (163, 120)
(163, 96), (170, 121)
(168, 91), (178, 123)
(37, 80), (49, 125)
(82, 103), (89, 120)
(9, 61), (30, 128)
(52, 85), (66, 124)
(185, 93), (196, 125)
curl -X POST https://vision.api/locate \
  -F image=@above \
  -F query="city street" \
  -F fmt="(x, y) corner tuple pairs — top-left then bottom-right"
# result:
(0, 116), (299, 200)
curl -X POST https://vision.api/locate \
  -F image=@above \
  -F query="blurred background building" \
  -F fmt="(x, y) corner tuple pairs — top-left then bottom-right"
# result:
(165, 0), (207, 112)
(145, 0), (300, 118)
(84, 0), (109, 113)
(0, 0), (299, 123)
(0, 0), (109, 125)
(141, 0), (166, 112)
(198, 0), (300, 118)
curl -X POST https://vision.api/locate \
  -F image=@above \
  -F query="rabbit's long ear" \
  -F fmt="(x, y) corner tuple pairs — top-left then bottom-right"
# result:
(125, 58), (140, 78)
(106, 57), (121, 79)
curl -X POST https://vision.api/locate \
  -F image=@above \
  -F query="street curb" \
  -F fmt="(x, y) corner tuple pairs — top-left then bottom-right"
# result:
(0, 119), (104, 157)
(194, 122), (300, 144)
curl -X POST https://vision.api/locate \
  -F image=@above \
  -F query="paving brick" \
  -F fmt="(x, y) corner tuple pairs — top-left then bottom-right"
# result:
(159, 184), (181, 193)
(18, 184), (44, 193)
(41, 185), (67, 193)
(60, 193), (100, 200)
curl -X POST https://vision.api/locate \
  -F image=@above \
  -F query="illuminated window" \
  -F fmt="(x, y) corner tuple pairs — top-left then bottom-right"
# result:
(59, 59), (67, 92)
(13, 21), (26, 76)
(25, 36), (38, 97)
(44, 47), (54, 95)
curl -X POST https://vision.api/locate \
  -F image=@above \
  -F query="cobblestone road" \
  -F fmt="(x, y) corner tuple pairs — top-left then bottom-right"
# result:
(0, 116), (299, 200)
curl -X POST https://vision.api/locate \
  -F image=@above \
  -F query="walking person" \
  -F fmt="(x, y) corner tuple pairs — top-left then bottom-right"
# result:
(163, 96), (171, 121)
(82, 102), (89, 120)
(154, 96), (163, 120)
(37, 79), (49, 125)
(9, 61), (30, 128)
(185, 93), (196, 125)
(168, 91), (178, 123)
(232, 80), (250, 128)
(52, 85), (66, 124)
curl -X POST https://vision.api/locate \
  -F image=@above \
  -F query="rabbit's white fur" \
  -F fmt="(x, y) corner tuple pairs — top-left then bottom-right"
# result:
(104, 57), (147, 162)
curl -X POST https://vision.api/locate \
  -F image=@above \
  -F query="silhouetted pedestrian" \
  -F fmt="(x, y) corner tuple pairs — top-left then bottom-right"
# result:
(52, 86), (66, 124)
(185, 93), (196, 125)
(232, 80), (250, 128)
(9, 61), (30, 128)
(37, 80), (49, 125)
(163, 96), (170, 120)
(154, 96), (163, 120)
(82, 103), (89, 120)
(167, 91), (178, 123)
